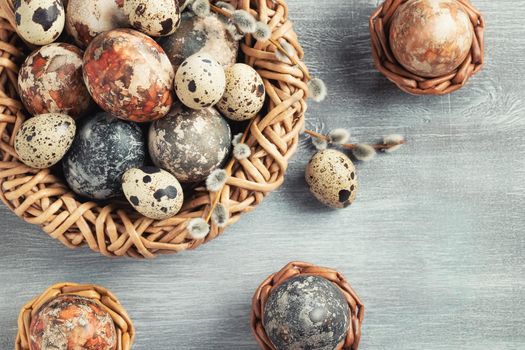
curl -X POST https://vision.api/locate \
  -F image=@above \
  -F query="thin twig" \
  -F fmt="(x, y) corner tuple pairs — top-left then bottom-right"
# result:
(305, 129), (406, 151)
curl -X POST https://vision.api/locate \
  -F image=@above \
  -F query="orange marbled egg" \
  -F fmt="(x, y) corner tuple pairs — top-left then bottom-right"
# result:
(29, 295), (117, 350)
(389, 0), (473, 78)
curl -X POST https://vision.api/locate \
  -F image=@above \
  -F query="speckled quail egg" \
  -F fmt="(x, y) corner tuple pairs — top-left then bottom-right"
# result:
(83, 29), (175, 122)
(14, 0), (65, 45)
(149, 104), (231, 183)
(124, 0), (181, 37)
(122, 166), (184, 220)
(217, 63), (265, 121)
(174, 53), (225, 110)
(160, 12), (239, 72)
(63, 112), (146, 200)
(18, 43), (92, 119)
(66, 0), (129, 48)
(305, 149), (358, 209)
(15, 113), (76, 169)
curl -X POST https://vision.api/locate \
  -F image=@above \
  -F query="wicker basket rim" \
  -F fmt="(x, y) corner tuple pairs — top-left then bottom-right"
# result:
(0, 0), (309, 259)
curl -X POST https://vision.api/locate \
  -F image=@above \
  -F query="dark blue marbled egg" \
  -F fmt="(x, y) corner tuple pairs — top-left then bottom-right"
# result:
(63, 112), (146, 200)
(263, 275), (350, 350)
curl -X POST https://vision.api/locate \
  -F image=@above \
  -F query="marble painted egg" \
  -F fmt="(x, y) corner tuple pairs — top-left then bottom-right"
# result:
(122, 166), (184, 220)
(15, 113), (75, 169)
(29, 295), (117, 350)
(124, 0), (181, 37)
(149, 104), (231, 183)
(18, 43), (92, 119)
(217, 63), (265, 121)
(263, 275), (350, 350)
(174, 53), (226, 110)
(159, 12), (239, 72)
(389, 0), (473, 78)
(63, 112), (146, 200)
(66, 0), (129, 48)
(305, 149), (358, 209)
(83, 29), (175, 122)
(14, 0), (65, 45)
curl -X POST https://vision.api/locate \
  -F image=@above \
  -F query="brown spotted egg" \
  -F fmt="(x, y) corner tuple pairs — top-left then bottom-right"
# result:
(160, 12), (239, 73)
(305, 149), (358, 209)
(122, 166), (184, 220)
(14, 0), (65, 45)
(83, 29), (175, 122)
(175, 53), (226, 110)
(18, 43), (92, 119)
(15, 113), (76, 169)
(217, 63), (265, 121)
(66, 0), (129, 48)
(124, 0), (181, 37)
(149, 103), (231, 183)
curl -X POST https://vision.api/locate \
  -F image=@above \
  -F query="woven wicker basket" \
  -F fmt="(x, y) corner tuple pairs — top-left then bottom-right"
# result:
(370, 0), (485, 95)
(16, 282), (135, 350)
(0, 0), (308, 258)
(251, 261), (365, 350)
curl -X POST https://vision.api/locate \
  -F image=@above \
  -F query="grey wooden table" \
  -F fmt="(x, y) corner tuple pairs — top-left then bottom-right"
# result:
(1, 1), (524, 349)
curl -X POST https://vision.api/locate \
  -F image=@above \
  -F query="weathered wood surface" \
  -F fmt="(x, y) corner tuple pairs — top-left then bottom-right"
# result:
(1, 0), (524, 348)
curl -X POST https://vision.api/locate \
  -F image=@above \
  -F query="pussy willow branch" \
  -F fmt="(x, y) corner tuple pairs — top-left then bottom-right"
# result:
(209, 3), (312, 80)
(303, 129), (406, 151)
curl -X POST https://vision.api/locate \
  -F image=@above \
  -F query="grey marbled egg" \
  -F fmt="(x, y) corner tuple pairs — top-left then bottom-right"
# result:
(15, 113), (75, 169)
(305, 149), (358, 209)
(124, 0), (181, 37)
(217, 63), (265, 121)
(175, 53), (225, 110)
(148, 104), (231, 183)
(263, 275), (350, 350)
(63, 112), (146, 200)
(122, 166), (184, 220)
(66, 0), (129, 48)
(14, 0), (65, 45)
(159, 12), (239, 72)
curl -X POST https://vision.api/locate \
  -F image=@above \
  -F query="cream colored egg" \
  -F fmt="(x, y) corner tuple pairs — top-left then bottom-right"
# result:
(175, 53), (226, 110)
(124, 0), (181, 37)
(14, 0), (65, 45)
(66, 0), (129, 48)
(305, 149), (358, 209)
(122, 166), (184, 220)
(15, 113), (76, 169)
(217, 64), (266, 121)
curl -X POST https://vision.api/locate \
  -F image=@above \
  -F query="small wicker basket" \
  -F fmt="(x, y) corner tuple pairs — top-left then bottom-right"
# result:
(250, 261), (365, 350)
(16, 282), (135, 350)
(370, 0), (485, 95)
(0, 0), (309, 258)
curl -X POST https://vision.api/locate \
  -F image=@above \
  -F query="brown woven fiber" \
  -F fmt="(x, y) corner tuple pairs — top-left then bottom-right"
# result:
(251, 261), (365, 350)
(0, 0), (309, 258)
(16, 282), (135, 350)
(369, 0), (485, 95)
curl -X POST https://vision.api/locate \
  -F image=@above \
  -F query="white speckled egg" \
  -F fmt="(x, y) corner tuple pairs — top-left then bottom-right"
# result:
(66, 0), (129, 48)
(122, 166), (184, 220)
(15, 113), (76, 169)
(14, 0), (65, 45)
(305, 149), (358, 209)
(175, 53), (225, 110)
(124, 0), (181, 37)
(217, 63), (265, 121)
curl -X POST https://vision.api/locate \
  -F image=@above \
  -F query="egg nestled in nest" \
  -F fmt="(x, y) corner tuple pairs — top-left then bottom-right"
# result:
(124, 0), (181, 37)
(14, 0), (65, 45)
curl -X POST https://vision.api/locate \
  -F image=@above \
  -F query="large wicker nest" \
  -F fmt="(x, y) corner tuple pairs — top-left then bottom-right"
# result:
(16, 282), (135, 350)
(370, 0), (485, 95)
(0, 0), (309, 258)
(251, 261), (365, 350)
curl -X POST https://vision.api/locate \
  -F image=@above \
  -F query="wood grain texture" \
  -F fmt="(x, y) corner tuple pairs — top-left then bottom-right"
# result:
(1, 0), (524, 349)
